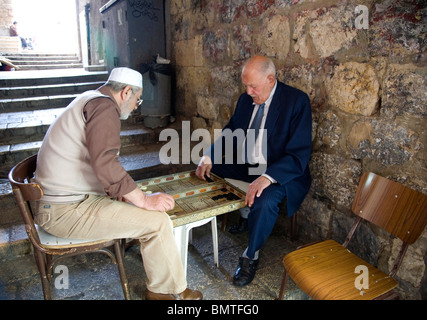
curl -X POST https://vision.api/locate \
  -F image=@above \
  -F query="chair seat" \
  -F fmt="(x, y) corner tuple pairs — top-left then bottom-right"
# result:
(36, 225), (111, 249)
(283, 240), (398, 300)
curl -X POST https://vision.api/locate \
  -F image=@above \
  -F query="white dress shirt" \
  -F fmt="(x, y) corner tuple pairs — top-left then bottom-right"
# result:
(244, 81), (277, 183)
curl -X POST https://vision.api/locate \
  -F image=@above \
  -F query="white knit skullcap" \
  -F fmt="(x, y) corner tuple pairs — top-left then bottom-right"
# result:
(108, 67), (143, 88)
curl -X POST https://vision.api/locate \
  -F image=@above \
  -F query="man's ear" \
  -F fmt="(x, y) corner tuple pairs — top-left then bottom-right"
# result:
(120, 85), (132, 101)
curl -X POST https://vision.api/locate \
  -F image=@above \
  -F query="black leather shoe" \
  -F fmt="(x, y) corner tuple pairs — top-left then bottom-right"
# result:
(228, 217), (248, 234)
(233, 257), (259, 286)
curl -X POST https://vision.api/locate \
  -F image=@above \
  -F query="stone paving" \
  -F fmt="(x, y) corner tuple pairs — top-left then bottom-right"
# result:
(0, 212), (309, 301)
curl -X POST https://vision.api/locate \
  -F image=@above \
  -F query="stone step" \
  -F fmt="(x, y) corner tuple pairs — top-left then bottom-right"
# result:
(85, 65), (107, 72)
(0, 110), (155, 145)
(0, 94), (77, 113)
(8, 59), (81, 66)
(0, 70), (108, 87)
(5, 55), (79, 62)
(3, 53), (78, 58)
(0, 223), (31, 262)
(0, 108), (64, 145)
(0, 121), (157, 178)
(0, 81), (105, 98)
(2, 52), (82, 71)
(15, 63), (84, 71)
(0, 36), (21, 53)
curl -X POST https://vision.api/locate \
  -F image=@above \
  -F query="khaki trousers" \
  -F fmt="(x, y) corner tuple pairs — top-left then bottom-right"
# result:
(35, 194), (187, 294)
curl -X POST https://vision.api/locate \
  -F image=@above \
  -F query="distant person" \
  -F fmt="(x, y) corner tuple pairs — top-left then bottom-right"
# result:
(25, 38), (34, 50)
(9, 21), (28, 49)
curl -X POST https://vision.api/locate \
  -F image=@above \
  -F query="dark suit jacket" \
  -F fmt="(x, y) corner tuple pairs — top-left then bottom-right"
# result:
(209, 80), (312, 216)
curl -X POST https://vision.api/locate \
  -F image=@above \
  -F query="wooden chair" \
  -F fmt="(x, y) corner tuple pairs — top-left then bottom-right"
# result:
(8, 154), (131, 300)
(278, 172), (427, 300)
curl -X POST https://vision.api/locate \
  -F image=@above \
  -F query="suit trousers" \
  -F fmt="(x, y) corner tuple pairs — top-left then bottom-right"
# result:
(212, 163), (286, 259)
(34, 194), (187, 294)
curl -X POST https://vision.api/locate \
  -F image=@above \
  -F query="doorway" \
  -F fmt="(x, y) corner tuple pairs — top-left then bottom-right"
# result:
(11, 0), (80, 53)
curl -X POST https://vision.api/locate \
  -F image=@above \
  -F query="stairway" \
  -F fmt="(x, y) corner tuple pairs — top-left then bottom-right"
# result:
(1, 52), (83, 70)
(0, 66), (192, 261)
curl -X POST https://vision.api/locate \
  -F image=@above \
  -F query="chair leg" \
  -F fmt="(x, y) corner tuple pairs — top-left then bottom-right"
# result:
(188, 229), (193, 244)
(278, 268), (289, 300)
(33, 249), (52, 300)
(211, 217), (219, 267)
(114, 240), (131, 300)
(290, 213), (298, 241)
(121, 238), (126, 253)
(221, 213), (228, 232)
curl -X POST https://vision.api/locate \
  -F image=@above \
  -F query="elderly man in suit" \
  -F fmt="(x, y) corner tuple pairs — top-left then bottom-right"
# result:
(196, 55), (312, 286)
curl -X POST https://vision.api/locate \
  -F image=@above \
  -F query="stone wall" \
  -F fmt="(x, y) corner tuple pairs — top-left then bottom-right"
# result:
(169, 0), (427, 299)
(0, 0), (14, 36)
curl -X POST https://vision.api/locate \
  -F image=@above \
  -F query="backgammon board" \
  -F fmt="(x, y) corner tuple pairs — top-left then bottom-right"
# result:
(136, 171), (246, 227)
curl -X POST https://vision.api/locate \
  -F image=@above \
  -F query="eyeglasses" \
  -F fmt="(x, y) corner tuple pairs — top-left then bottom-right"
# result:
(137, 98), (143, 107)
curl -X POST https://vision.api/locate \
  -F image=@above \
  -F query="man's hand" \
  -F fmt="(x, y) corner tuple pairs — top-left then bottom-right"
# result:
(140, 192), (175, 212)
(196, 155), (212, 181)
(245, 176), (272, 207)
(122, 187), (175, 212)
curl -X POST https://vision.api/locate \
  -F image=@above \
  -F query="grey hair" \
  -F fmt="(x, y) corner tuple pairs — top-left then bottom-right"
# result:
(242, 56), (276, 78)
(105, 80), (141, 95)
(263, 59), (276, 77)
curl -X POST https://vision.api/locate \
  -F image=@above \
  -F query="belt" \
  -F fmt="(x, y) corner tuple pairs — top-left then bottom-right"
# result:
(40, 194), (87, 203)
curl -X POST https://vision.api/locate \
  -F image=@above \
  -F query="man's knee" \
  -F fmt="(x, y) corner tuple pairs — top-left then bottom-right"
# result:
(248, 187), (285, 223)
(152, 211), (174, 232)
(254, 186), (285, 209)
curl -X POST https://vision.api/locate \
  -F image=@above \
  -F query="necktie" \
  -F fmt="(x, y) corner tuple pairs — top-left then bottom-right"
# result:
(245, 103), (265, 163)
(249, 103), (265, 138)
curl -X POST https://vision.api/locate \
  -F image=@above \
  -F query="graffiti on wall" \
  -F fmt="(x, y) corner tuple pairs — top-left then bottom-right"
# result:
(128, 0), (160, 21)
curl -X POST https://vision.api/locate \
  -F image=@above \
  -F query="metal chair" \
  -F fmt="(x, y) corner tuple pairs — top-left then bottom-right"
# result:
(278, 172), (427, 300)
(8, 154), (130, 300)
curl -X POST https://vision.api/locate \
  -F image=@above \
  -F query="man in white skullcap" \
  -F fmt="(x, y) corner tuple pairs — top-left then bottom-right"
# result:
(35, 67), (202, 300)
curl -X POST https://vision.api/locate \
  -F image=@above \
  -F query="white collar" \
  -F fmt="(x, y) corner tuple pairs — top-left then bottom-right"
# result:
(253, 80), (277, 108)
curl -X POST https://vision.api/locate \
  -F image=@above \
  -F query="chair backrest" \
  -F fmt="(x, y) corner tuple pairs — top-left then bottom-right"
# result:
(8, 154), (42, 202)
(8, 154), (43, 234)
(352, 172), (427, 244)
